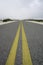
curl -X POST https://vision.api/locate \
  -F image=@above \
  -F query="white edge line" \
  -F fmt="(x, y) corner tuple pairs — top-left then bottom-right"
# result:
(26, 21), (43, 25)
(0, 21), (17, 25)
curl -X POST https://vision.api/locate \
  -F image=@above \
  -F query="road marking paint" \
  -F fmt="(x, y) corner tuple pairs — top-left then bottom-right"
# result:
(5, 23), (21, 65)
(22, 23), (33, 65)
(26, 21), (43, 25)
(0, 21), (16, 25)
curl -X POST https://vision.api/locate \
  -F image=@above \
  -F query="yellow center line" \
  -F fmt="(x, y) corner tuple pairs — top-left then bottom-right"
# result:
(5, 23), (21, 65)
(22, 23), (33, 65)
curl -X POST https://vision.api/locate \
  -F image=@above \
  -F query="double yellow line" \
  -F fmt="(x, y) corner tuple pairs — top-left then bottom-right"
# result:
(5, 22), (33, 65)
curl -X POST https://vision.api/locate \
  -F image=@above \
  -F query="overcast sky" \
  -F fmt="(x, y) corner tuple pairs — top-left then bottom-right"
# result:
(0, 0), (43, 19)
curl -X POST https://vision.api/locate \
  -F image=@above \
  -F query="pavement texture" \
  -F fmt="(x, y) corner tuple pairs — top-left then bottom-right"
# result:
(15, 25), (22, 65)
(0, 21), (43, 65)
(23, 22), (43, 65)
(0, 22), (19, 65)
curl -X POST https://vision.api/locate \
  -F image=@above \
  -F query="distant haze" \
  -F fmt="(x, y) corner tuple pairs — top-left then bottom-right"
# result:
(0, 0), (43, 19)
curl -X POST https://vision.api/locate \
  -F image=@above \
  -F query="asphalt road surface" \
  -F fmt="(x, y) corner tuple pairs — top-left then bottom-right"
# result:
(0, 21), (43, 65)
(0, 22), (19, 65)
(23, 21), (43, 65)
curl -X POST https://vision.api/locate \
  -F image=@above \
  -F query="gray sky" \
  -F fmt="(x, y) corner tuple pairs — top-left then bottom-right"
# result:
(0, 0), (43, 19)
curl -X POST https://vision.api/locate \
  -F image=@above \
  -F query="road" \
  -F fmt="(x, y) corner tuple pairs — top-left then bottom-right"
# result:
(0, 21), (43, 65)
